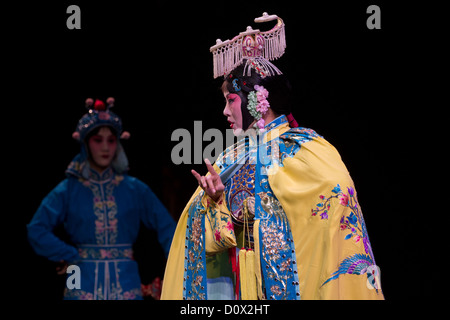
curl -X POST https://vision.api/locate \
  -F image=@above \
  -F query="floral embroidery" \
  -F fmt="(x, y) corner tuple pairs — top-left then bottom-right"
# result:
(78, 246), (134, 260)
(184, 193), (207, 300)
(270, 285), (282, 296)
(63, 284), (141, 300)
(205, 200), (236, 250)
(214, 229), (221, 241)
(311, 184), (342, 220)
(312, 184), (381, 292)
(83, 171), (122, 245)
(141, 277), (162, 300)
(227, 163), (255, 226)
(190, 216), (203, 251)
(258, 192), (300, 299)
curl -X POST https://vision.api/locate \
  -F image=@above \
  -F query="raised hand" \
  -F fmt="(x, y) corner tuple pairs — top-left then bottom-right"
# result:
(191, 158), (224, 203)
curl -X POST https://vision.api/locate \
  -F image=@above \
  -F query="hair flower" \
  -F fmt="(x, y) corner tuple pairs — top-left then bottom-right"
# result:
(247, 85), (270, 130)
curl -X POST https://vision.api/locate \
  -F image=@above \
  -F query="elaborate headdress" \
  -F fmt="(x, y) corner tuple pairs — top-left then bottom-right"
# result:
(210, 13), (299, 131)
(210, 12), (286, 79)
(67, 97), (130, 179)
(73, 97), (125, 142)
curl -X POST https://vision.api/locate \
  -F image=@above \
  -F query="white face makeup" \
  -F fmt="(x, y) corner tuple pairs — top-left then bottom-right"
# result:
(222, 89), (244, 136)
(87, 126), (117, 173)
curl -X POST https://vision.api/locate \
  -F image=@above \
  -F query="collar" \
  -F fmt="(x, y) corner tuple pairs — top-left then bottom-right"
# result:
(261, 114), (290, 143)
(66, 154), (115, 182)
(88, 167), (114, 182)
(246, 115), (291, 145)
(217, 115), (290, 183)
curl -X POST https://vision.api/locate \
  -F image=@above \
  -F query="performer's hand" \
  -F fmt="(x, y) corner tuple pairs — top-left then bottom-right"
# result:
(56, 260), (68, 275)
(191, 158), (224, 203)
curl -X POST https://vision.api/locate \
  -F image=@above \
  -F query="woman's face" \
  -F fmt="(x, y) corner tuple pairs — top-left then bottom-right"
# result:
(87, 126), (117, 173)
(222, 87), (244, 135)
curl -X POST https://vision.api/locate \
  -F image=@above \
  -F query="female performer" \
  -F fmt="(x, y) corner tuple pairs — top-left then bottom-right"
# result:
(161, 13), (383, 300)
(27, 97), (176, 300)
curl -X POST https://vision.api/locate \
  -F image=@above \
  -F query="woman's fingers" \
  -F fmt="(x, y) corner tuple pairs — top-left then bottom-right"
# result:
(200, 176), (207, 189)
(205, 175), (216, 194)
(191, 169), (206, 188)
(191, 169), (201, 182)
(192, 160), (224, 202)
(192, 169), (209, 190)
(204, 158), (217, 177)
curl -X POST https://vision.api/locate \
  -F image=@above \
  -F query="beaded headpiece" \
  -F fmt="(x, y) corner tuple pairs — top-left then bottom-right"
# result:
(210, 12), (286, 79)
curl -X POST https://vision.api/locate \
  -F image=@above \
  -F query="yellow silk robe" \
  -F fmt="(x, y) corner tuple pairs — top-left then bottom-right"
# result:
(161, 115), (383, 300)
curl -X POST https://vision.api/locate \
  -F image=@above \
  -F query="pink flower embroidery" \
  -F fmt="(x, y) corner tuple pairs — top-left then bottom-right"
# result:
(123, 249), (134, 259)
(81, 293), (94, 300)
(214, 229), (222, 242)
(100, 249), (112, 259)
(225, 221), (234, 232)
(78, 248), (88, 259)
(339, 193), (349, 206)
(123, 291), (136, 300)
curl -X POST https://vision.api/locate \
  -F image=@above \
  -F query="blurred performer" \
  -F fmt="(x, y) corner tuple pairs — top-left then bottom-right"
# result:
(27, 97), (176, 300)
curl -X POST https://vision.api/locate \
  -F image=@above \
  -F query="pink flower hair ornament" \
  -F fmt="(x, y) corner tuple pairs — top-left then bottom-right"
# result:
(247, 84), (270, 132)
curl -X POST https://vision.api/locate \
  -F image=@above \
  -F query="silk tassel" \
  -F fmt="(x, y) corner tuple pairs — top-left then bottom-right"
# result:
(238, 248), (247, 299)
(239, 198), (258, 300)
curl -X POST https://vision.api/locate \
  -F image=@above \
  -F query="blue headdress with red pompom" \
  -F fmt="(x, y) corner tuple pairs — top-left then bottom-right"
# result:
(66, 97), (130, 179)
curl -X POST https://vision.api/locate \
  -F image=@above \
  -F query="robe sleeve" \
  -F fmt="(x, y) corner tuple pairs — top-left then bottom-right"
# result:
(161, 163), (235, 300)
(269, 136), (384, 299)
(202, 193), (237, 254)
(161, 186), (203, 300)
(137, 180), (177, 258)
(27, 179), (80, 263)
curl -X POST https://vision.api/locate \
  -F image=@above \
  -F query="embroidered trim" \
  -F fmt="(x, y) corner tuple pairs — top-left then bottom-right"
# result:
(82, 173), (123, 244)
(78, 244), (134, 261)
(257, 192), (300, 299)
(183, 193), (207, 300)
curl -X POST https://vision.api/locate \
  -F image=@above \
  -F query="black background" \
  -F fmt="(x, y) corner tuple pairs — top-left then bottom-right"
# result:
(4, 0), (437, 307)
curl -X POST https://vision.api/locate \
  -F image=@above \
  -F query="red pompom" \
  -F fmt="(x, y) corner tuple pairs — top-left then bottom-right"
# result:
(94, 99), (106, 111)
(120, 131), (131, 140)
(72, 131), (80, 140)
(85, 98), (94, 107)
(106, 97), (115, 106)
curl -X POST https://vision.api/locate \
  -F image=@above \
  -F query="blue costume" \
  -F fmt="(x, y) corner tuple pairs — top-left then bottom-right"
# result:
(27, 98), (176, 300)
